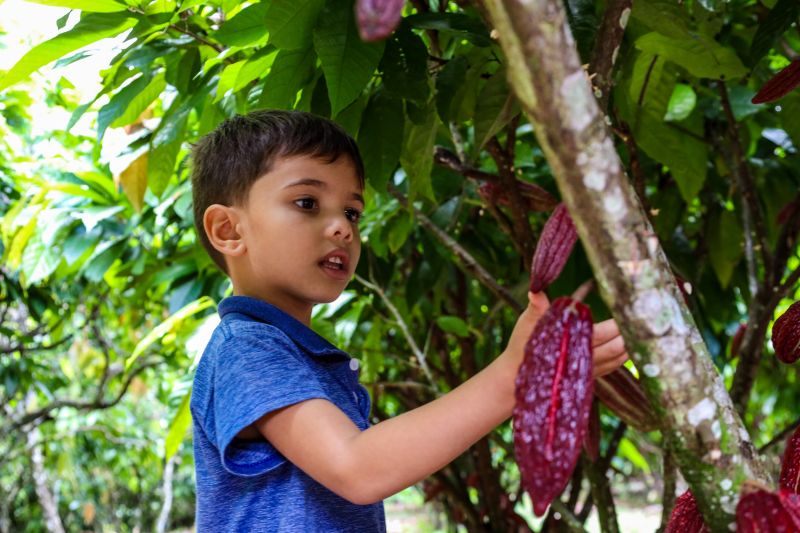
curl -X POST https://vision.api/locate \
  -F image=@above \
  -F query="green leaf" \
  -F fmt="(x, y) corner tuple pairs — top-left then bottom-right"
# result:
(0, 13), (137, 91)
(749, 0), (800, 65)
(148, 113), (188, 198)
(313, 1), (385, 116)
(258, 47), (316, 109)
(635, 32), (747, 80)
(728, 85), (762, 120)
(474, 69), (519, 151)
(618, 438), (651, 473)
(82, 238), (125, 282)
(233, 49), (277, 92)
(664, 83), (696, 122)
(110, 71), (166, 128)
(388, 211), (413, 253)
(436, 316), (469, 337)
(708, 208), (743, 288)
(24, 0), (127, 12)
(436, 56), (468, 123)
(214, 61), (245, 103)
(126, 296), (215, 370)
(266, 0), (324, 50)
(165, 387), (192, 460)
(629, 53), (668, 116)
(635, 110), (707, 201)
(334, 95), (367, 138)
(97, 73), (153, 139)
(21, 235), (62, 286)
(380, 23), (429, 103)
(72, 206), (125, 232)
(781, 94), (800, 148)
(357, 92), (404, 193)
(400, 100), (438, 203)
(213, 2), (269, 47)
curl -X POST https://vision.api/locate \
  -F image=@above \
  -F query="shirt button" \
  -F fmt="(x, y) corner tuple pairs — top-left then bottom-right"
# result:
(349, 358), (359, 371)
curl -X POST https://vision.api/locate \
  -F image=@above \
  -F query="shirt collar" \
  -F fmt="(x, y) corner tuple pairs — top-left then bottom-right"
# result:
(218, 295), (348, 359)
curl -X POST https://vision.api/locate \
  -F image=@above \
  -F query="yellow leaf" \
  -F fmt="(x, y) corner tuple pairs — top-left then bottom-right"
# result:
(117, 153), (148, 212)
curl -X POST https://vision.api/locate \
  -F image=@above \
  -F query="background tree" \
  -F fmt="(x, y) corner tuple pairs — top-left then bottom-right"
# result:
(0, 0), (799, 531)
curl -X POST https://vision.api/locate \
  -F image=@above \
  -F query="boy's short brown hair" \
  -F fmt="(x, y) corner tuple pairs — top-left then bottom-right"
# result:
(191, 110), (366, 273)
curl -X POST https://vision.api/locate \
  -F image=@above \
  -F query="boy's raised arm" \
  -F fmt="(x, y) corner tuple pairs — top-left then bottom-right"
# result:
(254, 292), (627, 505)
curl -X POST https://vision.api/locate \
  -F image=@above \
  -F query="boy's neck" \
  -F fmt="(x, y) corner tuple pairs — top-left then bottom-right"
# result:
(231, 285), (313, 326)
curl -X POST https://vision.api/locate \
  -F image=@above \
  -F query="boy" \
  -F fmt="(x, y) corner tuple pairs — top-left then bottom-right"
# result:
(189, 110), (628, 532)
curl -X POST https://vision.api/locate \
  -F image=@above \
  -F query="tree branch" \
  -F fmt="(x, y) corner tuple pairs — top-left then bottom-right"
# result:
(479, 0), (772, 527)
(588, 0), (632, 111)
(759, 416), (800, 454)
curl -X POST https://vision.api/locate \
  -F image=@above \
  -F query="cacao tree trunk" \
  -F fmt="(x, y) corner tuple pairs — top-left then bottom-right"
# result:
(480, 0), (773, 528)
(25, 424), (65, 533)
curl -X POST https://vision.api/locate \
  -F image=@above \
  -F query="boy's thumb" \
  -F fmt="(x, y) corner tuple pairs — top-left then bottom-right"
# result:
(527, 291), (550, 322)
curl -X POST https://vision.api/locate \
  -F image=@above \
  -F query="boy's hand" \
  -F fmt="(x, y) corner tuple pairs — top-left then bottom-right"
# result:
(504, 292), (629, 378)
(591, 318), (629, 377)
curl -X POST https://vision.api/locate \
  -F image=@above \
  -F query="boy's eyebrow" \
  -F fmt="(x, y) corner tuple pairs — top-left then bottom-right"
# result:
(284, 178), (365, 205)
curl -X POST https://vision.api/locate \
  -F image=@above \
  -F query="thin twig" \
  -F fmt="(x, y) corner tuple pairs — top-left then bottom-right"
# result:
(549, 499), (589, 533)
(388, 184), (524, 313)
(759, 416), (800, 453)
(355, 274), (440, 393)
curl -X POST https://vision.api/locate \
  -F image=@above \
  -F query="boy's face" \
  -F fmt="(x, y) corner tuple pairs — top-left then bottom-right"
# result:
(231, 154), (364, 322)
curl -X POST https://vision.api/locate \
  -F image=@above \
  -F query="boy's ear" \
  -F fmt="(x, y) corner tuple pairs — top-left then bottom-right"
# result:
(204, 204), (246, 258)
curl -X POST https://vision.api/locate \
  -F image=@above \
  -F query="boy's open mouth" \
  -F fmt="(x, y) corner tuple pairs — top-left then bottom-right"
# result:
(321, 257), (345, 271)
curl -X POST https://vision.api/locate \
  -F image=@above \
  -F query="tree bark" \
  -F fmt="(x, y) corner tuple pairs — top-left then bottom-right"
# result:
(479, 0), (772, 528)
(25, 425), (65, 533)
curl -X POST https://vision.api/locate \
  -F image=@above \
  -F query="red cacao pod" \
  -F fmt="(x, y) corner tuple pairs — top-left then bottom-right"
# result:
(355, 0), (404, 42)
(583, 399), (600, 462)
(781, 424), (800, 494)
(478, 181), (557, 212)
(737, 485), (800, 532)
(513, 297), (593, 516)
(594, 367), (658, 432)
(780, 489), (800, 528)
(665, 491), (710, 533)
(530, 204), (578, 293)
(772, 301), (800, 364)
(752, 60), (800, 104)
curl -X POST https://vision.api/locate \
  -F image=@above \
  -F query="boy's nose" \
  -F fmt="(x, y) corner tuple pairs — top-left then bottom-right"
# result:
(327, 215), (353, 242)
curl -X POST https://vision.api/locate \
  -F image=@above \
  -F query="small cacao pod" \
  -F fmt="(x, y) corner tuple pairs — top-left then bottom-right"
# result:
(772, 301), (800, 364)
(737, 484), (800, 532)
(477, 181), (557, 213)
(513, 297), (593, 516)
(355, 0), (404, 42)
(751, 60), (800, 104)
(594, 366), (658, 432)
(665, 491), (710, 533)
(781, 424), (800, 494)
(530, 204), (578, 293)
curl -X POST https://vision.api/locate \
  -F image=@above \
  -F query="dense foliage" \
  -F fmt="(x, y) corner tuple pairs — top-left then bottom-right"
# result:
(1, 0), (799, 530)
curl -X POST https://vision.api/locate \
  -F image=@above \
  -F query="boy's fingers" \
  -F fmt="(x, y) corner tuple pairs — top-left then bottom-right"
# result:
(593, 352), (629, 377)
(591, 318), (621, 346)
(593, 336), (626, 361)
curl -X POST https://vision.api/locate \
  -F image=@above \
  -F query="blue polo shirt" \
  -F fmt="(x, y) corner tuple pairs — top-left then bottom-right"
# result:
(190, 295), (386, 532)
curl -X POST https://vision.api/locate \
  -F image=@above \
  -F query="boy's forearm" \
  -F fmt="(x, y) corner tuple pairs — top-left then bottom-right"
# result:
(344, 351), (520, 503)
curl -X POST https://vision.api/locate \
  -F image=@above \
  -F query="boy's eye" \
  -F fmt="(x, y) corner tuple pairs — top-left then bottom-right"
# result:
(295, 198), (318, 210)
(345, 208), (362, 223)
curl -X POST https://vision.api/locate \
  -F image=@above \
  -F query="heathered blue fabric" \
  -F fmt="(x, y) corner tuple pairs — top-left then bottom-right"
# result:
(191, 295), (386, 532)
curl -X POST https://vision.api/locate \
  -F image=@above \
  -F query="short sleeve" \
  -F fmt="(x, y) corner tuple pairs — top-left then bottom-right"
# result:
(212, 325), (332, 477)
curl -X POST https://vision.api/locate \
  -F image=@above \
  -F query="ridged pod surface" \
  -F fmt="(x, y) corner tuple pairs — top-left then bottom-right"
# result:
(355, 0), (404, 42)
(594, 367), (658, 432)
(530, 204), (578, 293)
(665, 491), (710, 533)
(772, 301), (800, 364)
(513, 297), (593, 516)
(751, 60), (800, 104)
(736, 486), (800, 532)
(781, 425), (800, 494)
